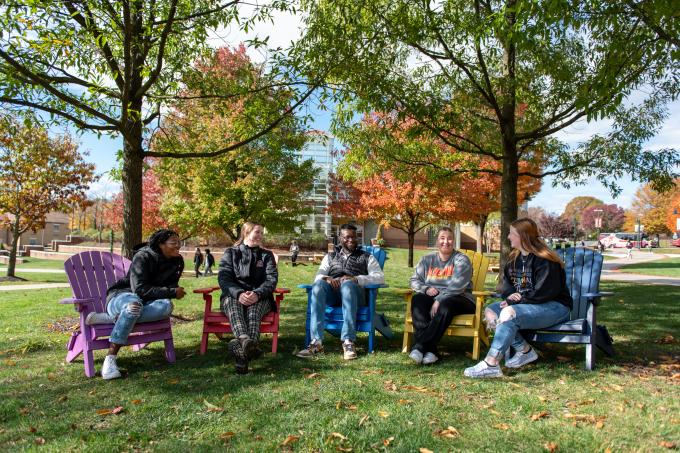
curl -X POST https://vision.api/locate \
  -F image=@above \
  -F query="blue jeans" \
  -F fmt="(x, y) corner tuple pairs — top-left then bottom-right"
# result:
(486, 301), (570, 360)
(107, 292), (173, 345)
(309, 280), (365, 342)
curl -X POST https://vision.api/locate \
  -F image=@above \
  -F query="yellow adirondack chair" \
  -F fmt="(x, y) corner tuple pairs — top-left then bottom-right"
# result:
(402, 250), (492, 360)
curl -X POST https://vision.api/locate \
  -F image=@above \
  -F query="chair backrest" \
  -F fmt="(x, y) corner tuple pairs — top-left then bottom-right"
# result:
(64, 251), (131, 313)
(557, 247), (603, 320)
(460, 249), (491, 292)
(361, 246), (387, 269)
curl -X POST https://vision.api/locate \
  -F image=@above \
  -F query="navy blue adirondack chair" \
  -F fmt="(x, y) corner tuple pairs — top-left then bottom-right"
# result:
(299, 246), (388, 353)
(522, 247), (614, 370)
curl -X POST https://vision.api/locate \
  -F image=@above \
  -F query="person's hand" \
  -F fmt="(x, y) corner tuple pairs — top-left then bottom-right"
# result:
(239, 291), (259, 306)
(324, 276), (340, 289)
(425, 287), (439, 297)
(500, 300), (508, 308)
(175, 287), (186, 299)
(507, 292), (522, 302)
(430, 300), (440, 318)
(340, 275), (358, 284)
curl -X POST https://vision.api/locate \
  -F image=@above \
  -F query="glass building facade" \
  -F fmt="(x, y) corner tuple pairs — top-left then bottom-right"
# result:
(298, 132), (334, 236)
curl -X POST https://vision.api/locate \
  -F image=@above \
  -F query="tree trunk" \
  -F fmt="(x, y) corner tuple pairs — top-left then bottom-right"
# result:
(6, 215), (21, 277)
(121, 121), (144, 259)
(407, 229), (415, 268)
(475, 215), (488, 253)
(500, 148), (519, 267)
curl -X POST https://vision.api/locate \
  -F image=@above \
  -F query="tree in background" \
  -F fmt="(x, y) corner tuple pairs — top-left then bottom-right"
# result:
(561, 196), (604, 225)
(625, 181), (680, 236)
(0, 2), (315, 257)
(666, 193), (680, 234)
(152, 47), (317, 241)
(0, 115), (96, 277)
(538, 213), (574, 240)
(581, 204), (626, 235)
(293, 0), (680, 263)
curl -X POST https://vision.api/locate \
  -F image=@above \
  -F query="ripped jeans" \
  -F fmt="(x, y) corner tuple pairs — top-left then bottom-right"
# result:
(484, 301), (569, 360)
(107, 292), (173, 345)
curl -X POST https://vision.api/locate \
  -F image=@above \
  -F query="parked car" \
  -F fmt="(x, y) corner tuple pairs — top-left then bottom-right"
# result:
(671, 237), (680, 247)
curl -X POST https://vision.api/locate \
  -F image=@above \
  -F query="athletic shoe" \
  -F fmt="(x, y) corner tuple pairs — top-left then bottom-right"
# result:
(101, 355), (121, 380)
(409, 349), (424, 364)
(296, 340), (324, 358)
(85, 312), (115, 325)
(240, 337), (258, 360)
(422, 352), (439, 365)
(228, 339), (248, 374)
(464, 360), (504, 379)
(505, 347), (538, 369)
(342, 340), (357, 360)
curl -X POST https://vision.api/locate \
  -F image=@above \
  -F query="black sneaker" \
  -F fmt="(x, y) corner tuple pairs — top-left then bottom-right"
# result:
(228, 339), (249, 374)
(240, 337), (258, 360)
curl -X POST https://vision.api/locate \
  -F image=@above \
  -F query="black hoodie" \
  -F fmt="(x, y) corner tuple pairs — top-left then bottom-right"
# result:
(499, 253), (573, 309)
(106, 246), (184, 304)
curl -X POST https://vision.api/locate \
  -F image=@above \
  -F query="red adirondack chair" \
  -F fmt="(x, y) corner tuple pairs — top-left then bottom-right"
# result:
(60, 251), (176, 377)
(194, 253), (289, 355)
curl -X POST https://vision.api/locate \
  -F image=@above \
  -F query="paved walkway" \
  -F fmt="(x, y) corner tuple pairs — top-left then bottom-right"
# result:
(601, 250), (680, 286)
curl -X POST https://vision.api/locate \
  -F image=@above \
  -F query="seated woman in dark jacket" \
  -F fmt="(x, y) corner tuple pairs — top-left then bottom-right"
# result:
(218, 221), (278, 374)
(464, 218), (572, 378)
(102, 229), (185, 380)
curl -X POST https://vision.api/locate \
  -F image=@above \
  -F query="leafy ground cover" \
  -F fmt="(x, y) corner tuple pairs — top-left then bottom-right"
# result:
(0, 248), (678, 451)
(617, 257), (680, 278)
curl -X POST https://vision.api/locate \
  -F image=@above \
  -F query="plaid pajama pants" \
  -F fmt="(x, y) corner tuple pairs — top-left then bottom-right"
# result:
(221, 296), (271, 358)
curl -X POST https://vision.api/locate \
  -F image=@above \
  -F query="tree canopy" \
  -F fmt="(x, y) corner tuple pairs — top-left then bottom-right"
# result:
(0, 115), (96, 276)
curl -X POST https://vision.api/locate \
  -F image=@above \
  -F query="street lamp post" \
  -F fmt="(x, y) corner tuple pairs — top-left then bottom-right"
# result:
(636, 217), (642, 250)
(573, 216), (577, 247)
(593, 208), (603, 244)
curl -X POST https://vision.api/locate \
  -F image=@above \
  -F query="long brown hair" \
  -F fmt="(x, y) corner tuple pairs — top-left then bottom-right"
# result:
(509, 218), (564, 267)
(234, 221), (264, 246)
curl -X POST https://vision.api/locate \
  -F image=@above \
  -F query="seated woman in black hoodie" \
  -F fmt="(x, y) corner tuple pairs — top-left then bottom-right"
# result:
(464, 218), (572, 379)
(218, 221), (278, 374)
(102, 229), (185, 380)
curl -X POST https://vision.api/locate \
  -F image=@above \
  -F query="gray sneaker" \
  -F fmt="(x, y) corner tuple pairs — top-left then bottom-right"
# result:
(464, 360), (503, 379)
(409, 349), (424, 364)
(505, 347), (538, 369)
(422, 352), (439, 365)
(296, 340), (324, 358)
(342, 340), (357, 360)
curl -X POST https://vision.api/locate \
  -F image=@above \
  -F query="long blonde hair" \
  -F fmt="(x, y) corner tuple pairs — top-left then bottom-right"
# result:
(234, 221), (264, 246)
(509, 218), (564, 267)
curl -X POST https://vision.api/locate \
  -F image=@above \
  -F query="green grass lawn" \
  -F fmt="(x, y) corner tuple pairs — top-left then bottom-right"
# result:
(1, 247), (678, 451)
(618, 257), (680, 278)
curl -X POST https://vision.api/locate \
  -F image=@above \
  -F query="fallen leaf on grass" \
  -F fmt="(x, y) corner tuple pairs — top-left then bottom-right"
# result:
(596, 420), (605, 429)
(537, 396), (548, 402)
(556, 356), (571, 362)
(378, 410), (390, 418)
(655, 335), (676, 344)
(336, 447), (353, 452)
(610, 384), (624, 392)
(352, 378), (363, 385)
(383, 436), (395, 446)
(281, 435), (299, 446)
(544, 441), (558, 452)
(398, 399), (413, 405)
(436, 426), (460, 439)
(131, 399), (142, 405)
(219, 432), (235, 441)
(419, 449), (434, 453)
(28, 427), (37, 433)
(361, 369), (384, 375)
(658, 441), (677, 449)
(3, 360), (16, 366)
(168, 378), (180, 385)
(531, 411), (550, 421)
(203, 400), (223, 412)
(34, 437), (45, 445)
(494, 423), (510, 430)
(305, 372), (321, 379)
(58, 395), (68, 402)
(329, 432), (347, 441)
(96, 406), (124, 416)
(383, 380), (398, 391)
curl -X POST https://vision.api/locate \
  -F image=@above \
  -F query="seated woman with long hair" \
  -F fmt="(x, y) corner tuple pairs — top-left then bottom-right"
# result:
(464, 218), (572, 378)
(218, 221), (278, 374)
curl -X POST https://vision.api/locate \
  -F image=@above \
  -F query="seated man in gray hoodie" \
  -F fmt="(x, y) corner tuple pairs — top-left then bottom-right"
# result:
(408, 226), (474, 365)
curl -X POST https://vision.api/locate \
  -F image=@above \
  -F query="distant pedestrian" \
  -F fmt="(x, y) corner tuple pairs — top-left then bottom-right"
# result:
(194, 247), (204, 277)
(204, 249), (215, 276)
(626, 240), (633, 259)
(647, 241), (653, 253)
(598, 241), (605, 253)
(289, 240), (300, 267)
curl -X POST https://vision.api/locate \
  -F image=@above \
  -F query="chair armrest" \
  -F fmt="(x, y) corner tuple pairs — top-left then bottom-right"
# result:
(59, 297), (95, 306)
(297, 284), (313, 289)
(584, 292), (613, 298)
(193, 286), (220, 295)
(472, 291), (494, 297)
(274, 288), (290, 294)
(364, 284), (388, 289)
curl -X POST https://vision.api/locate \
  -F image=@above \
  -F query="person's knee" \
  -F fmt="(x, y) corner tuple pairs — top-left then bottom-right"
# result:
(340, 280), (359, 296)
(125, 301), (143, 318)
(498, 306), (517, 324)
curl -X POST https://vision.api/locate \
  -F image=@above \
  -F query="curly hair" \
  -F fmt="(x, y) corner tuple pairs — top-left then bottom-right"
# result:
(148, 229), (179, 252)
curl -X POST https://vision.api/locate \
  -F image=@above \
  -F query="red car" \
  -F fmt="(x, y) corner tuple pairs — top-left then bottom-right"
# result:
(672, 238), (680, 247)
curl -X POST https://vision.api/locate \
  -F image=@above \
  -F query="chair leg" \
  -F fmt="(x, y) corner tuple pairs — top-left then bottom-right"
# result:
(66, 332), (84, 362)
(402, 330), (412, 353)
(271, 332), (278, 355)
(585, 342), (595, 371)
(472, 335), (480, 361)
(368, 328), (375, 353)
(200, 332), (209, 355)
(164, 338), (176, 363)
(83, 347), (96, 378)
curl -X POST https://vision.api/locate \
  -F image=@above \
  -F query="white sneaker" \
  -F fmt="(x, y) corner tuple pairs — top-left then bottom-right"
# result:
(409, 349), (424, 364)
(464, 360), (503, 379)
(101, 355), (121, 380)
(505, 347), (538, 369)
(422, 352), (439, 365)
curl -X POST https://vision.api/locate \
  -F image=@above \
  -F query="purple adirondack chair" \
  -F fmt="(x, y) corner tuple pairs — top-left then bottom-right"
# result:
(60, 251), (175, 377)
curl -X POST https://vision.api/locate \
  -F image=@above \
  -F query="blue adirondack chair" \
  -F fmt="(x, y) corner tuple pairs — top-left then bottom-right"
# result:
(299, 246), (388, 353)
(521, 247), (614, 370)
